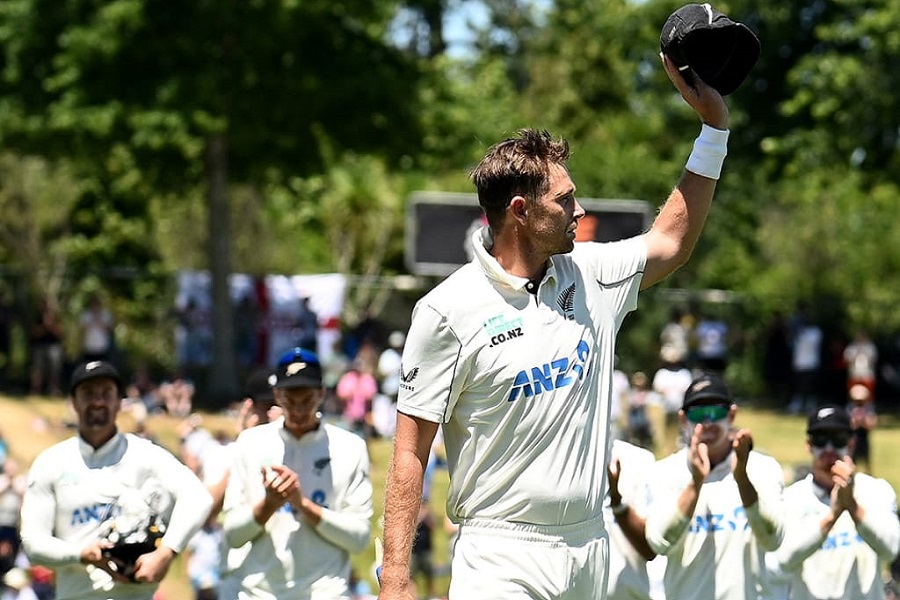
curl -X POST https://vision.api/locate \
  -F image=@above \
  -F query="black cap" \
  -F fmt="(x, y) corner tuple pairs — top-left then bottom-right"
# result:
(660, 3), (761, 95)
(682, 372), (732, 409)
(70, 360), (122, 395)
(273, 348), (323, 389)
(807, 405), (852, 434)
(244, 368), (276, 403)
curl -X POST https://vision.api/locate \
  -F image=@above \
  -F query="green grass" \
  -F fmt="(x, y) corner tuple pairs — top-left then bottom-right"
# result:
(5, 394), (898, 599)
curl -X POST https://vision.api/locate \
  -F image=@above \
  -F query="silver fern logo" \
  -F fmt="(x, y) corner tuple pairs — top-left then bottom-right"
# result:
(556, 283), (576, 320)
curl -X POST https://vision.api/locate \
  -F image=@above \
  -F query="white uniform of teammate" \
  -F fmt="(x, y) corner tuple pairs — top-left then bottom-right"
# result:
(604, 439), (666, 600)
(20, 432), (212, 600)
(222, 418), (373, 600)
(644, 448), (784, 600)
(398, 227), (645, 597)
(771, 472), (900, 600)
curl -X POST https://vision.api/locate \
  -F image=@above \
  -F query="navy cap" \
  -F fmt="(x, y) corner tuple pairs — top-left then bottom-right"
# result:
(70, 360), (122, 395)
(273, 348), (323, 389)
(682, 372), (732, 409)
(807, 405), (852, 434)
(244, 368), (276, 403)
(660, 3), (761, 95)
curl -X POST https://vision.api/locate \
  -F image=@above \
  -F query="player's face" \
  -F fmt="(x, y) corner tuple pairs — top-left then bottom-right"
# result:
(681, 402), (734, 448)
(808, 428), (853, 469)
(276, 387), (323, 438)
(528, 164), (585, 256)
(72, 377), (121, 443)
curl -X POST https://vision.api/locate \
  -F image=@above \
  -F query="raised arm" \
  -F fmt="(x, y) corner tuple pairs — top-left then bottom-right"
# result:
(641, 54), (730, 289)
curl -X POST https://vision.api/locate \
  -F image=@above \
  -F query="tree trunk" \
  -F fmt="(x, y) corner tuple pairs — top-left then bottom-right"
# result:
(204, 133), (239, 407)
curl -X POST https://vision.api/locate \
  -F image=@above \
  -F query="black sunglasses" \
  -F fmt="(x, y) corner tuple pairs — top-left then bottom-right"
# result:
(809, 431), (852, 449)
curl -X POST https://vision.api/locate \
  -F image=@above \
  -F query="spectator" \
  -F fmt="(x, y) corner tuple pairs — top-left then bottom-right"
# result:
(293, 297), (320, 354)
(768, 405), (900, 599)
(653, 344), (694, 455)
(625, 372), (657, 451)
(788, 303), (824, 415)
(847, 384), (878, 474)
(336, 359), (378, 437)
(158, 375), (195, 418)
(29, 299), (63, 397)
(645, 373), (785, 600)
(693, 310), (729, 375)
(377, 331), (405, 399)
(659, 307), (690, 368)
(77, 294), (114, 364)
(844, 330), (878, 398)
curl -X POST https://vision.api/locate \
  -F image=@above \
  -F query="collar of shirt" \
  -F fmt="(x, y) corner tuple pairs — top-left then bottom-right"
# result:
(276, 417), (324, 445)
(78, 430), (126, 466)
(471, 226), (557, 293)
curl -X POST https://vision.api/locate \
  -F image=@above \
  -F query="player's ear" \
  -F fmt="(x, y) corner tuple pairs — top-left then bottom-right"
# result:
(510, 196), (528, 222)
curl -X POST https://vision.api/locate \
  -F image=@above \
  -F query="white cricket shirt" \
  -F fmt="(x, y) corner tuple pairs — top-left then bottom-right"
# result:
(20, 432), (212, 600)
(644, 448), (785, 600)
(222, 419), (373, 600)
(772, 472), (900, 600)
(398, 226), (645, 527)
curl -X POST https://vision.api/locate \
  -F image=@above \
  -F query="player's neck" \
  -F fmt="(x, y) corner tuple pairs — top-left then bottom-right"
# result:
(490, 231), (549, 283)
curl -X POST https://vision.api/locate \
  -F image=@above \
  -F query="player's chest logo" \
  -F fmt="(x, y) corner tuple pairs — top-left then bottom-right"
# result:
(507, 339), (592, 402)
(483, 313), (525, 348)
(556, 282), (577, 320)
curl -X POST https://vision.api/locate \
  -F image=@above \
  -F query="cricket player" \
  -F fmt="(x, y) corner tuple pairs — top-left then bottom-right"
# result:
(769, 405), (900, 599)
(222, 348), (373, 599)
(379, 51), (732, 599)
(20, 360), (213, 600)
(644, 373), (785, 600)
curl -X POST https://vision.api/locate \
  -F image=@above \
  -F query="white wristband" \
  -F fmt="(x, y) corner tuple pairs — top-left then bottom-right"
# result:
(685, 124), (729, 180)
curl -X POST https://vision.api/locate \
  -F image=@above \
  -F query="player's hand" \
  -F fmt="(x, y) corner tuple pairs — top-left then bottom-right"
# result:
(81, 541), (130, 583)
(831, 456), (857, 509)
(661, 53), (729, 130)
(688, 425), (711, 485)
(730, 428), (753, 474)
(607, 458), (623, 507)
(131, 545), (176, 583)
(261, 465), (300, 508)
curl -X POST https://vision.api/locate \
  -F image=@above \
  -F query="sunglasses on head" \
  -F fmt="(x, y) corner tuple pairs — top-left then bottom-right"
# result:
(809, 431), (852, 449)
(685, 404), (730, 424)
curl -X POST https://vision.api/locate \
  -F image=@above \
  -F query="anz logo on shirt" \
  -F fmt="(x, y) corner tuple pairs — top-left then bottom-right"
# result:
(70, 502), (119, 527)
(821, 531), (863, 550)
(508, 340), (591, 402)
(689, 506), (750, 534)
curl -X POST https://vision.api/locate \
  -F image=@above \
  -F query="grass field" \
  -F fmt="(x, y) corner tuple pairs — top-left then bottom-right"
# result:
(3, 394), (898, 599)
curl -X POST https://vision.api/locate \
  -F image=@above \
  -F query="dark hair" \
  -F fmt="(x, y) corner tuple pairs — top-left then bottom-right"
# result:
(469, 129), (570, 228)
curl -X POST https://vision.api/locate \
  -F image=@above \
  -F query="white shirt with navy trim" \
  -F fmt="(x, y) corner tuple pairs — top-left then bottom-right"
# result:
(397, 226), (646, 527)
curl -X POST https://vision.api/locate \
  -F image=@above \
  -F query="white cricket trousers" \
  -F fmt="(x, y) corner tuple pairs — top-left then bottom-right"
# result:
(448, 515), (609, 600)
